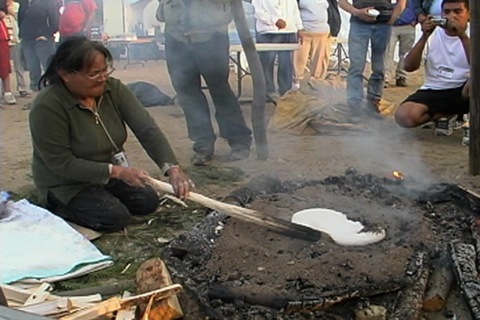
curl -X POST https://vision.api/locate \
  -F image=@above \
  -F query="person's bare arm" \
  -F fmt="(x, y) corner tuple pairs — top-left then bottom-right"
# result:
(403, 34), (427, 72)
(388, 0), (406, 25)
(403, 18), (435, 71)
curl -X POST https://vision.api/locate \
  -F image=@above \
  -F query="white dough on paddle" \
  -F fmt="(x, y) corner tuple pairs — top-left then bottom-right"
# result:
(291, 208), (386, 246)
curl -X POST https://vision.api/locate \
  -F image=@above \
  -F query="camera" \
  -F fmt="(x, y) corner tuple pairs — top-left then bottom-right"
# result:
(431, 17), (447, 27)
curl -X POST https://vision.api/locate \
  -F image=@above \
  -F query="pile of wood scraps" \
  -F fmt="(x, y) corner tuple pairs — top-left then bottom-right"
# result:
(0, 258), (184, 320)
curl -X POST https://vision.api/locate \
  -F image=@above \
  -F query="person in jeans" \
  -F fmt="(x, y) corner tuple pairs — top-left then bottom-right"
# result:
(338, 0), (406, 117)
(292, 0), (330, 89)
(18, 0), (59, 91)
(394, 0), (469, 133)
(385, 0), (416, 87)
(29, 37), (193, 231)
(252, 0), (303, 96)
(157, 0), (252, 166)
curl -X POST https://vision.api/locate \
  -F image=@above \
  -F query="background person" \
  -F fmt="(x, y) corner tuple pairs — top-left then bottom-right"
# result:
(29, 37), (193, 232)
(5, 0), (29, 98)
(385, 0), (416, 88)
(18, 0), (59, 91)
(0, 0), (16, 105)
(292, 0), (331, 89)
(58, 0), (97, 42)
(157, 0), (252, 166)
(394, 0), (469, 135)
(338, 0), (406, 118)
(252, 0), (304, 97)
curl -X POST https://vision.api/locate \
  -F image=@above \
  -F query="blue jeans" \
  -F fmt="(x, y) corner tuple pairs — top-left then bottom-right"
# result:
(165, 33), (252, 154)
(347, 21), (392, 108)
(256, 33), (297, 96)
(22, 38), (56, 91)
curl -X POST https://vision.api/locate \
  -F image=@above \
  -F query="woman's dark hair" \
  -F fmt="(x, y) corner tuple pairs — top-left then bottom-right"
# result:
(39, 37), (113, 88)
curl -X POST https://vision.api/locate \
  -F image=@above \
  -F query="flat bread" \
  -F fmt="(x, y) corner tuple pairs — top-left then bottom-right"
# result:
(291, 208), (386, 246)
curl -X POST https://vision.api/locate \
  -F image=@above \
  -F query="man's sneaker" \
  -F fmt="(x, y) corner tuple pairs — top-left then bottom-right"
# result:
(191, 152), (213, 166)
(462, 121), (469, 146)
(3, 92), (16, 105)
(229, 147), (250, 161)
(364, 99), (384, 120)
(19, 90), (31, 98)
(420, 121), (435, 129)
(396, 77), (407, 87)
(434, 116), (456, 136)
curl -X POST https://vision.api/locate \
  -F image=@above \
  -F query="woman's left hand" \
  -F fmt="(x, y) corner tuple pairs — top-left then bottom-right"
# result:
(167, 167), (194, 199)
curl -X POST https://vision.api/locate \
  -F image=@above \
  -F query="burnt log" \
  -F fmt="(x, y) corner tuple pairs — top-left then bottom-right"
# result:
(208, 280), (404, 314)
(390, 251), (430, 320)
(449, 241), (480, 319)
(423, 250), (454, 312)
(470, 218), (480, 268)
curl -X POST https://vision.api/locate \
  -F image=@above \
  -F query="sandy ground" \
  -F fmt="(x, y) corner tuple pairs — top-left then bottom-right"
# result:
(1, 58), (480, 319)
(1, 58), (479, 196)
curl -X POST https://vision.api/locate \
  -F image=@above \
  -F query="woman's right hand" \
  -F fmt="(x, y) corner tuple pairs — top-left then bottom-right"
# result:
(111, 165), (150, 187)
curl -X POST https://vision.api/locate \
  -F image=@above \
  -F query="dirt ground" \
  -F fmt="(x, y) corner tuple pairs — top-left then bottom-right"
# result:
(1, 58), (480, 319)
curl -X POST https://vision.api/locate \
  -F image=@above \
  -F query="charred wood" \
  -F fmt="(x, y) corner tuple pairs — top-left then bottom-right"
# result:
(423, 250), (454, 312)
(390, 251), (429, 320)
(449, 241), (480, 319)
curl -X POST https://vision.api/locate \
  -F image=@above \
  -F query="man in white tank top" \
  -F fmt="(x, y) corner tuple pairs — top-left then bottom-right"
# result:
(394, 0), (469, 128)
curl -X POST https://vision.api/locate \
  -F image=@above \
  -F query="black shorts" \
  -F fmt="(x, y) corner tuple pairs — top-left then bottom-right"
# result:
(402, 85), (469, 116)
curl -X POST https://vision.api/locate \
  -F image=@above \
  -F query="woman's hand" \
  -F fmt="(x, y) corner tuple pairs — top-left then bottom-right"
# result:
(111, 165), (150, 187)
(167, 166), (194, 199)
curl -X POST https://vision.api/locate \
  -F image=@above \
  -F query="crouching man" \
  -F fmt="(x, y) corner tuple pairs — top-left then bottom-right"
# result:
(394, 0), (470, 132)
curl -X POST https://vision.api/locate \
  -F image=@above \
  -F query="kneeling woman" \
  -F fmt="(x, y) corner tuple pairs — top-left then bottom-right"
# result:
(29, 37), (193, 232)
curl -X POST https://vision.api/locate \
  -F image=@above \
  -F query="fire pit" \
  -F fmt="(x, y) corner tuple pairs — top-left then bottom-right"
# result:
(163, 170), (480, 319)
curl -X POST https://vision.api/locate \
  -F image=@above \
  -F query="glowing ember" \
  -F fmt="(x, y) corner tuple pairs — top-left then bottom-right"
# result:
(392, 171), (404, 180)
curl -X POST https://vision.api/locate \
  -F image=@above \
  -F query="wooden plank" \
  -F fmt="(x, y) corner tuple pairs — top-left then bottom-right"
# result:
(470, 0), (480, 174)
(23, 283), (51, 306)
(59, 297), (122, 320)
(121, 284), (183, 306)
(147, 177), (323, 242)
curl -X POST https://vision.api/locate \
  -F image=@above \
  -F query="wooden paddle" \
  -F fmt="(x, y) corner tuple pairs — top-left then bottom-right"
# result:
(146, 177), (322, 242)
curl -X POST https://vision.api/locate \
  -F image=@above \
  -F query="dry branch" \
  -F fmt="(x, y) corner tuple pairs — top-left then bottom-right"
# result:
(147, 177), (322, 242)
(449, 241), (480, 319)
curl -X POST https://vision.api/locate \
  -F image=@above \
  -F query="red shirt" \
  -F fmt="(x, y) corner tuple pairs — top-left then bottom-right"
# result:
(59, 0), (97, 36)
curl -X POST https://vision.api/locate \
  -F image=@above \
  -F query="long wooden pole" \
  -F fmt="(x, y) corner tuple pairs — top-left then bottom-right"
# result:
(146, 177), (322, 242)
(231, 0), (269, 160)
(469, 0), (480, 174)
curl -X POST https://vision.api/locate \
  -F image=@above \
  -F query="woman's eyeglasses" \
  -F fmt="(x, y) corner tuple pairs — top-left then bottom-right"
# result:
(78, 66), (115, 81)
